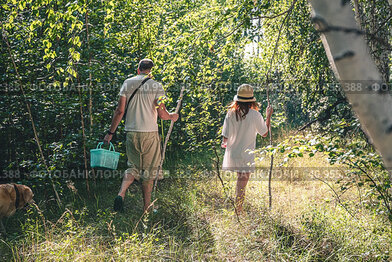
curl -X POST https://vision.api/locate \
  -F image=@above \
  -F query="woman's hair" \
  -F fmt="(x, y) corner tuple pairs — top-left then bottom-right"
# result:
(228, 101), (259, 121)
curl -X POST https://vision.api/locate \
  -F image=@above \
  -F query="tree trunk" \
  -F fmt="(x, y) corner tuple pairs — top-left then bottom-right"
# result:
(77, 83), (90, 194)
(85, 2), (93, 132)
(309, 0), (392, 177)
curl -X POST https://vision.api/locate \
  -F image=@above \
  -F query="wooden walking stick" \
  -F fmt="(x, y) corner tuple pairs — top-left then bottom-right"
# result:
(266, 84), (273, 210)
(263, 0), (296, 209)
(153, 86), (186, 194)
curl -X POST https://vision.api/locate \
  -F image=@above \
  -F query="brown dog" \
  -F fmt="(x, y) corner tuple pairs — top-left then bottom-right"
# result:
(0, 184), (34, 236)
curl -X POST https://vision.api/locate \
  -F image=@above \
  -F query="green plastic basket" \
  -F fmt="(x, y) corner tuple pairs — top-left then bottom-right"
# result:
(90, 142), (120, 170)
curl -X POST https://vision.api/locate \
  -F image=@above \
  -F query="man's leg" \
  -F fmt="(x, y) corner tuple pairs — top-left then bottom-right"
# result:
(142, 179), (154, 212)
(117, 172), (135, 199)
(120, 131), (140, 200)
(139, 132), (161, 212)
(236, 172), (251, 213)
(114, 170), (137, 212)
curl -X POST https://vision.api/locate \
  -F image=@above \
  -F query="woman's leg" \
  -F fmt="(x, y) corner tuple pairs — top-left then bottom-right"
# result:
(236, 172), (250, 213)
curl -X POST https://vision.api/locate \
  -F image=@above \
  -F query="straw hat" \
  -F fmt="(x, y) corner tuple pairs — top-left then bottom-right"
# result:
(234, 84), (256, 102)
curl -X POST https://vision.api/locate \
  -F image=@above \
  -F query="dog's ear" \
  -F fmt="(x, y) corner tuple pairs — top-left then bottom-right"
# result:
(20, 185), (34, 206)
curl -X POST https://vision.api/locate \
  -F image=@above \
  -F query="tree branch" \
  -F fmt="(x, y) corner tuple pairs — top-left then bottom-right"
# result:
(298, 99), (345, 131)
(213, 147), (242, 226)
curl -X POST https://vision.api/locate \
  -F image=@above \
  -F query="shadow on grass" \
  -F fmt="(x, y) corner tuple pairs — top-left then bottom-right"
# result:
(188, 173), (341, 261)
(0, 172), (217, 260)
(243, 200), (340, 261)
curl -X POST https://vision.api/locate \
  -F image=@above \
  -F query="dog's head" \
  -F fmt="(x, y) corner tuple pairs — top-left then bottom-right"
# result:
(16, 185), (34, 209)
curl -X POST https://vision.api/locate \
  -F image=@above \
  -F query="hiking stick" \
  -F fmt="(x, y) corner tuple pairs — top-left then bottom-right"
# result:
(266, 90), (273, 210)
(264, 0), (296, 210)
(153, 86), (186, 193)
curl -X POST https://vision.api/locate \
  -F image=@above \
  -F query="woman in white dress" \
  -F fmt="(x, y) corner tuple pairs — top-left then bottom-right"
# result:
(221, 84), (273, 213)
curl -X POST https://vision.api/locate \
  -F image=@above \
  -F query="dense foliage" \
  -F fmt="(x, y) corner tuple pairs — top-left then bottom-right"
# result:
(1, 0), (392, 260)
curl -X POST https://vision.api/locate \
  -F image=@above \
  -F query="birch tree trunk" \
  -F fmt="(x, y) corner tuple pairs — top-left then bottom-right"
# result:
(309, 0), (392, 177)
(352, 0), (391, 83)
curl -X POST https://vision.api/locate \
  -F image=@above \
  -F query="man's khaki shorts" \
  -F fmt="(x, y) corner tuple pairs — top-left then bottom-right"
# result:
(125, 131), (163, 181)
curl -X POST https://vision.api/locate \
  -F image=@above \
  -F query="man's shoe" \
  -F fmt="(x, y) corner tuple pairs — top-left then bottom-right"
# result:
(114, 195), (124, 212)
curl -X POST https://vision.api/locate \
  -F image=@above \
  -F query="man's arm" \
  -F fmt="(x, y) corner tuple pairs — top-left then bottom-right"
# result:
(156, 101), (179, 121)
(103, 96), (126, 144)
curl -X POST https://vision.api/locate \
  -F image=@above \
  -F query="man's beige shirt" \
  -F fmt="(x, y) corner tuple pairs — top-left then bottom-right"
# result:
(119, 74), (165, 132)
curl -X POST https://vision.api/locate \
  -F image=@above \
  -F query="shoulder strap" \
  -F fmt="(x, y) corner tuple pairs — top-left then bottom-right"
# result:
(123, 77), (151, 120)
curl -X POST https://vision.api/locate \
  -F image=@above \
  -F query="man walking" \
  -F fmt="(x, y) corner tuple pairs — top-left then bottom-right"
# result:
(103, 59), (179, 212)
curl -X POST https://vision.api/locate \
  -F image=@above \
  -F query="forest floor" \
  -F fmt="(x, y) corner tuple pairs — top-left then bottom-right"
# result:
(0, 150), (391, 261)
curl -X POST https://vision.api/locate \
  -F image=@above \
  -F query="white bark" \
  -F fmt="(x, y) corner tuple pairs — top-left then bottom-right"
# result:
(309, 0), (392, 174)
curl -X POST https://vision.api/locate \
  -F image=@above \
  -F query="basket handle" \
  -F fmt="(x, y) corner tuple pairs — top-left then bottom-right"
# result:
(109, 142), (115, 152)
(96, 142), (116, 152)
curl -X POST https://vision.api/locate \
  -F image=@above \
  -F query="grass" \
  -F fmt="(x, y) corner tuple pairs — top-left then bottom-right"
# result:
(1, 149), (391, 261)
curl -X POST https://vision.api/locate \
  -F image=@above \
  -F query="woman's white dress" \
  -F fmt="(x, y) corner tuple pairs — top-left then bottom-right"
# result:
(222, 109), (268, 172)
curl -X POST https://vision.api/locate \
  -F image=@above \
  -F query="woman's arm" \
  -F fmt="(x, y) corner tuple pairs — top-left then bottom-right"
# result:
(221, 137), (228, 148)
(222, 113), (229, 148)
(261, 105), (273, 137)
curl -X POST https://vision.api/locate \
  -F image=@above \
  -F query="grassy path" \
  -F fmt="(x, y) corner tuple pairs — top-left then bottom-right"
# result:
(1, 154), (391, 261)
